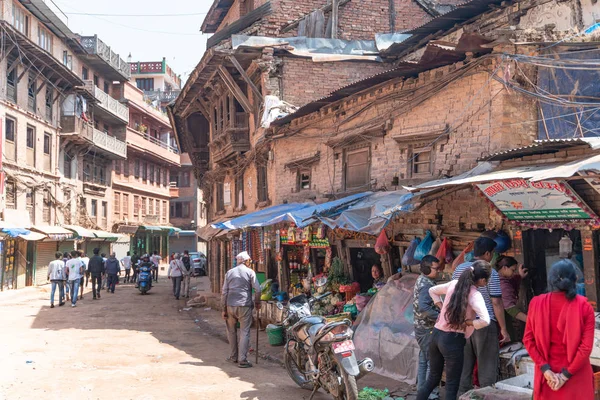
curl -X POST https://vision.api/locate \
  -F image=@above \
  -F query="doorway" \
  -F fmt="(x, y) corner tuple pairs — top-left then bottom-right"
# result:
(349, 247), (381, 292)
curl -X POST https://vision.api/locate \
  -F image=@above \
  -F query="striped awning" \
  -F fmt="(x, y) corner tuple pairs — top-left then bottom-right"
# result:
(31, 225), (73, 241)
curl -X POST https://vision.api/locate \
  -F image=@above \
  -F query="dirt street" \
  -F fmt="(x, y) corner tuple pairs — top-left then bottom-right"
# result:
(0, 273), (402, 400)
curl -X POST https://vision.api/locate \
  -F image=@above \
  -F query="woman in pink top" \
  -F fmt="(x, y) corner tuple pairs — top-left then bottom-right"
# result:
(417, 261), (491, 400)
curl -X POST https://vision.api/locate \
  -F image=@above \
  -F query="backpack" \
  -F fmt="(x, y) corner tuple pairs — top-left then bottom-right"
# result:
(182, 255), (191, 270)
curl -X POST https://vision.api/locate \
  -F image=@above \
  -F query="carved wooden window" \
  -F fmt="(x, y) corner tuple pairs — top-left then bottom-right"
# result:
(344, 147), (370, 190)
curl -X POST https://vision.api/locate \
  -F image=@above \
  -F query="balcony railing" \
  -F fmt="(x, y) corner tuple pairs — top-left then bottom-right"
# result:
(143, 90), (181, 103)
(93, 128), (127, 158)
(80, 35), (131, 79)
(131, 127), (179, 154)
(86, 81), (129, 123)
(214, 112), (249, 138)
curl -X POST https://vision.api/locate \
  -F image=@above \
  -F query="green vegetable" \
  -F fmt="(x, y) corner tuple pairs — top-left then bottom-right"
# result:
(358, 387), (390, 400)
(328, 257), (349, 286)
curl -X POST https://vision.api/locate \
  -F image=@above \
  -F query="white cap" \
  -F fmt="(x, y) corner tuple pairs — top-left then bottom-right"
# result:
(236, 251), (251, 263)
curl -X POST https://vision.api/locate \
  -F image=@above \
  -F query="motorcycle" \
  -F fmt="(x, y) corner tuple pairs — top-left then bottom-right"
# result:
(277, 292), (374, 400)
(137, 264), (153, 295)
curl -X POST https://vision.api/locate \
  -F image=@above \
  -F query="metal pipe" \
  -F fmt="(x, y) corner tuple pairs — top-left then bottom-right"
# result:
(356, 358), (374, 381)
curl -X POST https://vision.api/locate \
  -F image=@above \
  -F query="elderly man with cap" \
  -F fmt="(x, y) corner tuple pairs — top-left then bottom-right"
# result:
(222, 251), (261, 368)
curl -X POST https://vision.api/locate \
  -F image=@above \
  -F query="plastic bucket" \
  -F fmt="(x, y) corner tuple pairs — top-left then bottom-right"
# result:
(266, 324), (285, 346)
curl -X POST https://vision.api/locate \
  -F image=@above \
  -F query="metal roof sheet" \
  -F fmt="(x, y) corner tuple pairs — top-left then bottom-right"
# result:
(482, 138), (600, 161)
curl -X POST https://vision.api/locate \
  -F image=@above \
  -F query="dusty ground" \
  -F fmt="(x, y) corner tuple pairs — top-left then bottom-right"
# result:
(0, 273), (413, 400)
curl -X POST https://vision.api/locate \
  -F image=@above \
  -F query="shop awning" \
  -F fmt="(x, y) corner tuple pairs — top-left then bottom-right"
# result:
(62, 225), (95, 238)
(197, 223), (224, 241)
(139, 226), (182, 236)
(31, 225), (74, 241)
(0, 221), (32, 237)
(211, 203), (310, 230)
(18, 231), (47, 241)
(91, 230), (121, 241)
(409, 153), (600, 191)
(211, 193), (373, 231)
(317, 191), (417, 235)
(117, 225), (139, 235)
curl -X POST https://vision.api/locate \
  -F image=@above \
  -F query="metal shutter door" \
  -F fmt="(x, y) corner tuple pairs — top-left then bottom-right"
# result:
(58, 241), (75, 255)
(35, 241), (57, 286)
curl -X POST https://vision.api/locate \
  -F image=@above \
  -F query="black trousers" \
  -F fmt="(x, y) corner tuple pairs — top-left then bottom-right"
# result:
(91, 274), (102, 298)
(417, 328), (466, 400)
(124, 268), (131, 282)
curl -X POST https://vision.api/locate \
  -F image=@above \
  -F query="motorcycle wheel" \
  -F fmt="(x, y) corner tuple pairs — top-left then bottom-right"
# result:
(332, 357), (358, 400)
(283, 342), (312, 390)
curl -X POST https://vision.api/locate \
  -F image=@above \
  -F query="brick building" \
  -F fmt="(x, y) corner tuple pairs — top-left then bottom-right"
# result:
(174, 0), (600, 297)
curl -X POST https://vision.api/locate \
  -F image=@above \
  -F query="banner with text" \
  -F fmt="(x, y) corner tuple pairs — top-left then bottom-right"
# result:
(476, 179), (591, 221)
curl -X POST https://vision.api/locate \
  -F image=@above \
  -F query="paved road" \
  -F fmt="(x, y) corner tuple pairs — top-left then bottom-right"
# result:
(0, 274), (336, 400)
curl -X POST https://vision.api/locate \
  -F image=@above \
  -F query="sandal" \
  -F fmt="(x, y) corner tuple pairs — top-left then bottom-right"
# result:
(238, 361), (252, 368)
(225, 357), (238, 364)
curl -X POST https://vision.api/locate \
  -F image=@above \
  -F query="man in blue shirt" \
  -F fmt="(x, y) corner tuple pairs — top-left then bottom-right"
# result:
(453, 236), (508, 395)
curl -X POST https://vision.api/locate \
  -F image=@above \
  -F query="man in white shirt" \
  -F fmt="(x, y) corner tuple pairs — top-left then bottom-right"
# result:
(47, 252), (66, 308)
(151, 251), (162, 283)
(121, 251), (132, 283)
(65, 250), (84, 307)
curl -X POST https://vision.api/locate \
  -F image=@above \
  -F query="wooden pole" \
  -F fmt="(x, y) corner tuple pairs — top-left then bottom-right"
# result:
(255, 311), (259, 364)
(331, 0), (339, 39)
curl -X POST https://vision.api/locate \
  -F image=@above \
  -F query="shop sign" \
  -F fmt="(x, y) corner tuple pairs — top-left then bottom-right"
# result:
(476, 179), (591, 221)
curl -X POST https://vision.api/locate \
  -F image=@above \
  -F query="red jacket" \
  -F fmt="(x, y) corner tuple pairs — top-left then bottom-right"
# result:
(523, 292), (594, 399)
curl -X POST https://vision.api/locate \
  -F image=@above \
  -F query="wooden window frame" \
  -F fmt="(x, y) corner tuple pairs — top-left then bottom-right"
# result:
(343, 146), (371, 191)
(91, 199), (98, 217)
(43, 133), (51, 155)
(5, 117), (16, 142)
(296, 169), (311, 191)
(408, 145), (434, 178)
(235, 175), (244, 210)
(26, 125), (35, 149)
(216, 182), (225, 212)
(6, 179), (16, 209)
(257, 164), (268, 203)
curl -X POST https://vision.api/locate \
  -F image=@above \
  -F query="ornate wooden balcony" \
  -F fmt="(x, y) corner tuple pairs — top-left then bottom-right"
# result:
(80, 35), (131, 80)
(210, 112), (250, 165)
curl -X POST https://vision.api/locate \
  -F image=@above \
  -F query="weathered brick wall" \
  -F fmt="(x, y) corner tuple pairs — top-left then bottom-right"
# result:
(279, 57), (390, 107)
(271, 60), (538, 208)
(214, 0), (433, 40)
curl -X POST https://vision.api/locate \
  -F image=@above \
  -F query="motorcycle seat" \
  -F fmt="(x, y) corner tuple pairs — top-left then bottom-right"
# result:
(308, 323), (326, 340)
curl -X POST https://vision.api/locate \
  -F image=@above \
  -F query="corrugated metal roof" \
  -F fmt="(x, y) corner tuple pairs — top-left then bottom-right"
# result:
(482, 138), (600, 161)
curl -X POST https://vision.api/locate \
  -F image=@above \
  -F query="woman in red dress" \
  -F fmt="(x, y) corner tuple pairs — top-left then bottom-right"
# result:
(523, 259), (595, 399)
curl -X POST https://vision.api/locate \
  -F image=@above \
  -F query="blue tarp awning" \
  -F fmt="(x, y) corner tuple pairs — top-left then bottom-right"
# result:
(208, 191), (416, 235)
(211, 203), (310, 230)
(318, 191), (416, 235)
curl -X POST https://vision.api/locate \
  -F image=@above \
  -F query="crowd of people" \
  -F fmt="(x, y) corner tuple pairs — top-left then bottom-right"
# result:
(46, 248), (198, 306)
(413, 236), (595, 400)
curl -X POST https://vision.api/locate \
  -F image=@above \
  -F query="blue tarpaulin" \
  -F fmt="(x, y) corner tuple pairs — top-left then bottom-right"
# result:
(210, 191), (413, 235)
(211, 203), (310, 230)
(211, 193), (372, 231)
(2, 228), (31, 237)
(318, 191), (415, 235)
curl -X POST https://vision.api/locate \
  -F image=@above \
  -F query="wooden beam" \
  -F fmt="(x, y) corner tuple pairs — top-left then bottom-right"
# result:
(282, 0), (351, 33)
(0, 44), (16, 62)
(227, 55), (263, 102)
(581, 230), (599, 310)
(331, 0), (339, 39)
(35, 79), (47, 95)
(217, 66), (252, 113)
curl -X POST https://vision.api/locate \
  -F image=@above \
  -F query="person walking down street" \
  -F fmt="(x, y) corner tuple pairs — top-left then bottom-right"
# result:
(121, 252), (132, 283)
(105, 253), (121, 294)
(417, 261), (491, 400)
(453, 237), (508, 395)
(101, 253), (108, 290)
(62, 252), (71, 302)
(88, 248), (105, 300)
(81, 252), (90, 289)
(47, 252), (66, 308)
(221, 251), (261, 368)
(65, 250), (84, 307)
(78, 251), (86, 300)
(182, 250), (191, 276)
(523, 260), (595, 400)
(130, 252), (140, 284)
(413, 255), (441, 400)
(151, 251), (162, 282)
(168, 254), (184, 300)
(181, 252), (192, 298)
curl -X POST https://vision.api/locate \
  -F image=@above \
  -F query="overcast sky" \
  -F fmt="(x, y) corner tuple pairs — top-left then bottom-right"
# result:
(53, 0), (212, 84)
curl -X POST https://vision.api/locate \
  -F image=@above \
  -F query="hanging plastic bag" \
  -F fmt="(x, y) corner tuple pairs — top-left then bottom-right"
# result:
(445, 238), (454, 264)
(402, 238), (421, 266)
(429, 238), (441, 256)
(494, 230), (512, 253)
(435, 238), (449, 269)
(375, 230), (390, 255)
(414, 231), (434, 261)
(451, 241), (474, 271)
